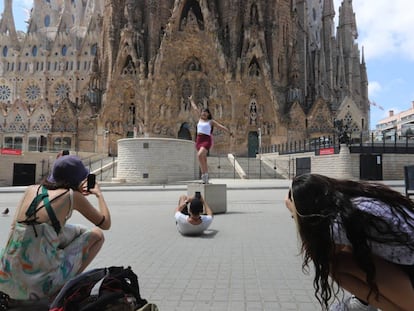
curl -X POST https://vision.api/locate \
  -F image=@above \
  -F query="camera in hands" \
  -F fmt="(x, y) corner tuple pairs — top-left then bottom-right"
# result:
(87, 174), (96, 191)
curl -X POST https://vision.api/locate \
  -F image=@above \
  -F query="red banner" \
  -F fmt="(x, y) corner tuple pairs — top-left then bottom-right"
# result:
(319, 147), (334, 155)
(1, 148), (22, 155)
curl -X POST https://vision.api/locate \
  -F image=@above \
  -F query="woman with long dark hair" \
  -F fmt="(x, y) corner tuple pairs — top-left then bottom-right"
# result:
(286, 173), (414, 310)
(189, 95), (232, 184)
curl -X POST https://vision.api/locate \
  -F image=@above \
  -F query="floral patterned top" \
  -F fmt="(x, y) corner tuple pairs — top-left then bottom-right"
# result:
(332, 197), (414, 265)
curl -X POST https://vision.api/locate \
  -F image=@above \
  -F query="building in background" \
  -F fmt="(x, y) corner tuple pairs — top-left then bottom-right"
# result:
(0, 0), (369, 156)
(374, 102), (414, 141)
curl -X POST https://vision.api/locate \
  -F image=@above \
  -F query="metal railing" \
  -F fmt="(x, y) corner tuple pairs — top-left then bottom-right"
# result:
(259, 135), (340, 155)
(207, 154), (283, 180)
(260, 133), (414, 155)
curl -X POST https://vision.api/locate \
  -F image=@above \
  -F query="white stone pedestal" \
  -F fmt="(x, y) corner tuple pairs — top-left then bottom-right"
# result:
(187, 183), (227, 214)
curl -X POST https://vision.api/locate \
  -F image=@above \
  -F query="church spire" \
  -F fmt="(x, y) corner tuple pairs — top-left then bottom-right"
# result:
(323, 0), (335, 19)
(0, 0), (19, 43)
(360, 45), (369, 109)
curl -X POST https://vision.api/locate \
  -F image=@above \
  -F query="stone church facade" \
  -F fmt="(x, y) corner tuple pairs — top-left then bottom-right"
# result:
(0, 0), (368, 156)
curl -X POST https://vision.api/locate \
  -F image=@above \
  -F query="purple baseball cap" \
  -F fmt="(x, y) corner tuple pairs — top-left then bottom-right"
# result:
(48, 155), (89, 186)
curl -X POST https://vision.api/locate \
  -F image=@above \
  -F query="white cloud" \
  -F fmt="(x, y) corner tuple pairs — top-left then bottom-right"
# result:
(369, 77), (408, 109)
(334, 0), (414, 62)
(12, 0), (33, 30)
(368, 81), (382, 99)
(16, 0), (33, 7)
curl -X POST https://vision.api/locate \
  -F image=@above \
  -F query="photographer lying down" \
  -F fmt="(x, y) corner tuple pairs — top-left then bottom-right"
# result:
(175, 192), (213, 236)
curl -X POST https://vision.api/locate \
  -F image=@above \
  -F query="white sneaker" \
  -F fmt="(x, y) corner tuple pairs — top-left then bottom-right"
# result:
(202, 173), (209, 184)
(329, 296), (378, 311)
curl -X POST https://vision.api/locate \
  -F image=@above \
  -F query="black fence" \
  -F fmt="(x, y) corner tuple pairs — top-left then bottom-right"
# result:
(259, 135), (340, 155)
(260, 133), (414, 155)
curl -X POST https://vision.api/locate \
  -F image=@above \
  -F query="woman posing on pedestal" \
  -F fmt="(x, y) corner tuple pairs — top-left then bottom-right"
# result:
(189, 95), (232, 184)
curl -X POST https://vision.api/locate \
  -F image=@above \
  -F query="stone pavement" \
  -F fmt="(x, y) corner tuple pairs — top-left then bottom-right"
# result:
(0, 179), (406, 310)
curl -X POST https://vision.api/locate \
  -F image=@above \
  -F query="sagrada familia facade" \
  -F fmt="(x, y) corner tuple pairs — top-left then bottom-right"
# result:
(0, 0), (369, 156)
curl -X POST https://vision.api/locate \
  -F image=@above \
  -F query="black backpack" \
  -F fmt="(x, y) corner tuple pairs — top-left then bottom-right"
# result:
(0, 291), (9, 311)
(49, 266), (148, 311)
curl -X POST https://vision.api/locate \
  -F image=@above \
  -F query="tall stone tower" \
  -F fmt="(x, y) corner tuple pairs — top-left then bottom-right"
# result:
(0, 0), (368, 156)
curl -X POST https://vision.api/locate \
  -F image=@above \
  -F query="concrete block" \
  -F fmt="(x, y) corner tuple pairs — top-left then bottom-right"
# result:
(187, 183), (227, 214)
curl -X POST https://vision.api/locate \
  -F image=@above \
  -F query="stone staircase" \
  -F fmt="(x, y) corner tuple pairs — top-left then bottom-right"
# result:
(234, 156), (283, 179)
(84, 156), (118, 182)
(207, 155), (284, 180)
(207, 155), (239, 179)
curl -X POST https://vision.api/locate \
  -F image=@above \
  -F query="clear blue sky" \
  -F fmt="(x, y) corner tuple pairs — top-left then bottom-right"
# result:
(2, 0), (414, 130)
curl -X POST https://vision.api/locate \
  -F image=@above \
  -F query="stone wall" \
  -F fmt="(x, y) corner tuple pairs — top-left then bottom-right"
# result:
(0, 151), (97, 186)
(0, 153), (54, 186)
(382, 154), (414, 179)
(261, 145), (414, 180)
(262, 150), (355, 180)
(117, 138), (197, 184)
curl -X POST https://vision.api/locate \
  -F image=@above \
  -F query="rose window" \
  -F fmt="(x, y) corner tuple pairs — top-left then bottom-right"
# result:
(0, 85), (11, 101)
(25, 85), (41, 100)
(55, 83), (70, 99)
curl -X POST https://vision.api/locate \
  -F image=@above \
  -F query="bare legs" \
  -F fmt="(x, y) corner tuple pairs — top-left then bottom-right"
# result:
(332, 252), (414, 310)
(197, 147), (209, 183)
(78, 227), (105, 273)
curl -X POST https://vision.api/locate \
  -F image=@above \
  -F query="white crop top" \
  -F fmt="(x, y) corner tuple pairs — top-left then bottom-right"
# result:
(197, 120), (212, 135)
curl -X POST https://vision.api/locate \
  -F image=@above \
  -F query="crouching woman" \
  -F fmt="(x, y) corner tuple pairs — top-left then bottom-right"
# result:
(0, 155), (111, 301)
(286, 173), (414, 311)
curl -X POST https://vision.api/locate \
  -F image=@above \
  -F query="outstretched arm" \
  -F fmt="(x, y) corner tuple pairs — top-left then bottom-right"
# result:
(189, 95), (200, 119)
(211, 119), (233, 137)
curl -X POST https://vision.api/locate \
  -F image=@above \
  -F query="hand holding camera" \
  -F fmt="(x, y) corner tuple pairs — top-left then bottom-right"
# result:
(81, 174), (103, 198)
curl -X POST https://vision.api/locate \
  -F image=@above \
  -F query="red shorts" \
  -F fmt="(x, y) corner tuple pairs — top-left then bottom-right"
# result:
(195, 134), (212, 151)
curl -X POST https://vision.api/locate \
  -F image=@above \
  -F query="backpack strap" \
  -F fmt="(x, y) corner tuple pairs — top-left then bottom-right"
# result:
(41, 186), (61, 235)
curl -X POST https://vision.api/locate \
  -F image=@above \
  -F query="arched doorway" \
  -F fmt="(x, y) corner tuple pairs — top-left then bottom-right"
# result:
(178, 122), (192, 140)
